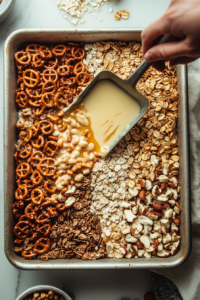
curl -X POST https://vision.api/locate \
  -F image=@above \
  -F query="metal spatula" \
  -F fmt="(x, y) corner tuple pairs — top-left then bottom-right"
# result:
(63, 35), (177, 157)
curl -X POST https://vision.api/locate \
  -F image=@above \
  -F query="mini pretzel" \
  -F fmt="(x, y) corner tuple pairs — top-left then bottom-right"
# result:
(36, 223), (51, 236)
(28, 98), (41, 107)
(74, 62), (86, 75)
(44, 141), (58, 157)
(25, 44), (40, 56)
(52, 45), (67, 57)
(24, 179), (35, 190)
(15, 185), (28, 200)
(31, 122), (40, 137)
(26, 87), (43, 99)
(41, 198), (53, 208)
(34, 104), (46, 116)
(42, 80), (57, 94)
(36, 213), (49, 224)
(16, 91), (28, 108)
(31, 135), (44, 149)
(25, 203), (37, 220)
(14, 151), (21, 164)
(16, 162), (31, 178)
(40, 120), (54, 135)
(66, 58), (78, 66)
(47, 115), (59, 123)
(32, 53), (45, 68)
(47, 206), (58, 217)
(68, 42), (84, 47)
(41, 92), (54, 108)
(42, 69), (58, 82)
(68, 65), (75, 75)
(58, 123), (68, 132)
(24, 128), (33, 143)
(30, 151), (44, 167)
(21, 249), (37, 259)
(76, 72), (92, 87)
(54, 92), (68, 110)
(19, 131), (27, 140)
(57, 65), (70, 76)
(57, 86), (73, 100)
(13, 221), (31, 239)
(72, 47), (86, 60)
(56, 203), (66, 211)
(39, 45), (53, 59)
(34, 237), (50, 254)
(39, 158), (57, 177)
(15, 51), (31, 65)
(44, 57), (58, 69)
(61, 76), (76, 86)
(15, 61), (24, 72)
(31, 170), (43, 185)
(18, 143), (32, 159)
(43, 180), (56, 193)
(31, 188), (44, 205)
(19, 214), (31, 222)
(27, 229), (38, 241)
(59, 83), (77, 97)
(23, 69), (39, 88)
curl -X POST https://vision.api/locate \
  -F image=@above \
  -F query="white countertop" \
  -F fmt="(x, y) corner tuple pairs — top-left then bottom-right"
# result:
(0, 1), (171, 299)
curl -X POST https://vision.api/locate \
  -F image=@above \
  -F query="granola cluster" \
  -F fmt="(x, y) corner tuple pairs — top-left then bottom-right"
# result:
(84, 41), (181, 259)
(39, 177), (106, 261)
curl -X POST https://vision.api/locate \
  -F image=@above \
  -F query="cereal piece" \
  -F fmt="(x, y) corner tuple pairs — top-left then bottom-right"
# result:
(119, 9), (129, 19)
(114, 11), (121, 20)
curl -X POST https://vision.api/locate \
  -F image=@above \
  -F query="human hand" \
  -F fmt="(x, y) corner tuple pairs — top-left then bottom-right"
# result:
(141, 0), (200, 71)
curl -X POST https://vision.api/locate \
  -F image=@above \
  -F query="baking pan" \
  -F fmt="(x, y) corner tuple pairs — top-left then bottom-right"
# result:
(4, 28), (191, 270)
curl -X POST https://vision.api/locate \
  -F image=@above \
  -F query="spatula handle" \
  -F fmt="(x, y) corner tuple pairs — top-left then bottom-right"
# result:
(127, 34), (180, 87)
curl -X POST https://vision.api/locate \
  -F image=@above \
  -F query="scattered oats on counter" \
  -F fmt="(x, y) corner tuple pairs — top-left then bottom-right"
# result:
(71, 18), (79, 25)
(57, 0), (110, 24)
(109, 7), (113, 13)
(84, 40), (181, 259)
(114, 9), (129, 20)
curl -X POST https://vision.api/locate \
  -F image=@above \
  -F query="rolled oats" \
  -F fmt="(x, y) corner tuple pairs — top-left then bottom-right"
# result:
(84, 40), (181, 259)
(57, 0), (110, 24)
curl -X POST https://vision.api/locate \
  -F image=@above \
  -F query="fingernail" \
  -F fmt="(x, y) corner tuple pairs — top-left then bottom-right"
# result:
(145, 52), (153, 62)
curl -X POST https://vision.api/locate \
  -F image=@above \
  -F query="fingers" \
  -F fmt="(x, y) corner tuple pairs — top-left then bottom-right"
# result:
(170, 56), (198, 67)
(151, 56), (198, 72)
(144, 40), (188, 63)
(141, 17), (171, 56)
(152, 61), (166, 72)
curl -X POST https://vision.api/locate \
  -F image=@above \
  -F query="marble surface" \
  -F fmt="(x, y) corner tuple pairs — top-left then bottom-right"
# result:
(0, 1), (172, 299)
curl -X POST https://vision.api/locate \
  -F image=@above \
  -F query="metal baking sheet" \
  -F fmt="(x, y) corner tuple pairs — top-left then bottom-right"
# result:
(4, 28), (191, 270)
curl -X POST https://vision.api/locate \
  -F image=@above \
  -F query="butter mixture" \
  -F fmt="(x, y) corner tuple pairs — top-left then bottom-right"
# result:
(82, 80), (140, 157)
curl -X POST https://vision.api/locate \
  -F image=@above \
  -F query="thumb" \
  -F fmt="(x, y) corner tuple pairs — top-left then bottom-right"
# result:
(144, 40), (188, 62)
